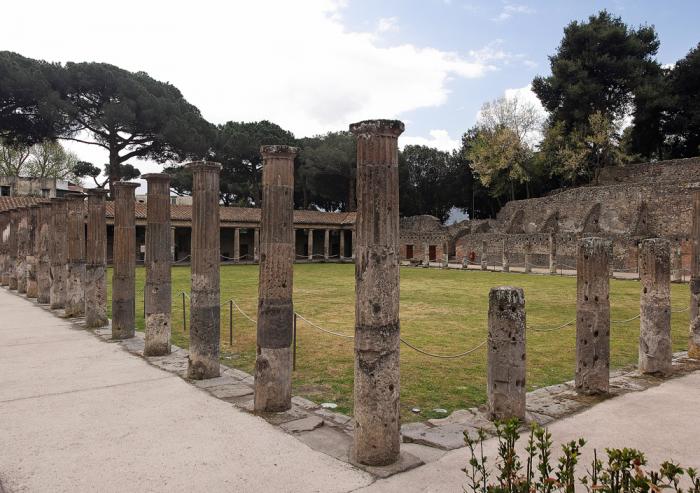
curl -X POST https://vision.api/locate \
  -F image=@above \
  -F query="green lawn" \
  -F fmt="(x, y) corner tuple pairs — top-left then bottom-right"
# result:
(106, 264), (690, 422)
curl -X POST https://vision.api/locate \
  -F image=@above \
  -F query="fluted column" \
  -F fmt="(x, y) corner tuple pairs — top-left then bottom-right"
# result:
(25, 204), (40, 298)
(36, 203), (52, 303)
(254, 227), (260, 262)
(85, 189), (108, 327)
(187, 161), (222, 379)
(49, 199), (67, 308)
(690, 190), (700, 358)
(143, 174), (172, 356)
(307, 229), (314, 261)
(0, 211), (8, 286)
(254, 145), (297, 412)
(7, 210), (19, 289)
(340, 229), (346, 259)
(65, 194), (87, 317)
(350, 119), (404, 467)
(16, 207), (28, 294)
(324, 229), (330, 260)
(112, 182), (139, 339)
(233, 227), (240, 262)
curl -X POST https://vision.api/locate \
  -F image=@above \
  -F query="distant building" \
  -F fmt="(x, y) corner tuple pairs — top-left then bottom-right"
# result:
(0, 176), (82, 198)
(135, 194), (192, 206)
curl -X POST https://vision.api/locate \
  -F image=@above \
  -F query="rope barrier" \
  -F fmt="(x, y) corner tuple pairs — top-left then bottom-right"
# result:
(400, 338), (487, 359)
(294, 312), (354, 339)
(530, 319), (576, 332)
(611, 314), (640, 324)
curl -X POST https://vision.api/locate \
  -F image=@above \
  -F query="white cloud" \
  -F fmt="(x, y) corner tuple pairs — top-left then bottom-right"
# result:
(492, 2), (535, 22)
(474, 84), (547, 145)
(0, 0), (508, 173)
(376, 16), (399, 33)
(401, 129), (461, 152)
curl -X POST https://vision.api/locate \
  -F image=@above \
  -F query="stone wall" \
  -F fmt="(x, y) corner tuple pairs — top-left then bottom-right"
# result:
(598, 157), (700, 186)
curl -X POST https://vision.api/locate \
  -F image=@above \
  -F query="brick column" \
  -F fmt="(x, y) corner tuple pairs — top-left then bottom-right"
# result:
(36, 203), (52, 304)
(502, 238), (509, 272)
(112, 182), (139, 339)
(481, 240), (487, 270)
(65, 194), (87, 317)
(254, 145), (297, 412)
(143, 174), (172, 356)
(187, 161), (222, 380)
(49, 199), (68, 308)
(549, 234), (557, 275)
(254, 227), (260, 262)
(638, 238), (672, 374)
(691, 190), (700, 358)
(575, 237), (611, 394)
(307, 228), (314, 260)
(25, 205), (40, 298)
(487, 286), (526, 420)
(350, 119), (404, 466)
(7, 209), (18, 290)
(234, 227), (240, 262)
(340, 229), (345, 259)
(324, 229), (330, 260)
(0, 211), (8, 286)
(17, 207), (28, 294)
(85, 189), (108, 327)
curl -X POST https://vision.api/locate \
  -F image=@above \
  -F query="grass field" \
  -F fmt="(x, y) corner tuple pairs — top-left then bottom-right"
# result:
(106, 264), (690, 422)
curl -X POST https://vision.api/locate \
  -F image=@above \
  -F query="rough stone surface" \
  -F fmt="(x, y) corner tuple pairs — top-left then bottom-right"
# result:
(36, 204), (51, 304)
(689, 190), (700, 359)
(25, 205), (39, 298)
(49, 199), (67, 308)
(143, 174), (172, 356)
(85, 190), (108, 328)
(487, 286), (526, 421)
(576, 237), (611, 395)
(350, 119), (404, 467)
(112, 183), (138, 339)
(16, 207), (28, 293)
(638, 238), (672, 374)
(280, 416), (324, 433)
(187, 162), (221, 379)
(549, 233), (557, 275)
(64, 194), (86, 318)
(255, 146), (297, 412)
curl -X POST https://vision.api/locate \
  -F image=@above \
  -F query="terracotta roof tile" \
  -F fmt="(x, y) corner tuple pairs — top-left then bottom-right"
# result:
(0, 197), (46, 212)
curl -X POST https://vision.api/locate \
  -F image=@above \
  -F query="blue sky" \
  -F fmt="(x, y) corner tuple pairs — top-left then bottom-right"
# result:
(1, 0), (697, 177)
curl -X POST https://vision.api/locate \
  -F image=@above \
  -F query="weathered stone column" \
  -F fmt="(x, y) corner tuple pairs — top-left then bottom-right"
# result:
(690, 191), (700, 358)
(170, 227), (176, 261)
(17, 207), (28, 294)
(234, 227), (240, 262)
(254, 227), (260, 262)
(307, 228), (314, 260)
(549, 234), (557, 275)
(49, 199), (68, 308)
(423, 242), (430, 267)
(638, 238), (672, 374)
(351, 229), (356, 259)
(350, 119), (404, 467)
(502, 238), (510, 273)
(524, 242), (532, 274)
(143, 174), (172, 356)
(85, 189), (108, 327)
(187, 161), (222, 379)
(324, 229), (330, 260)
(671, 245), (682, 282)
(8, 209), (20, 290)
(0, 211), (8, 286)
(65, 194), (87, 317)
(254, 145), (297, 412)
(25, 205), (40, 298)
(340, 229), (346, 259)
(112, 182), (139, 339)
(575, 237), (611, 394)
(487, 286), (526, 420)
(36, 203), (52, 304)
(481, 240), (488, 270)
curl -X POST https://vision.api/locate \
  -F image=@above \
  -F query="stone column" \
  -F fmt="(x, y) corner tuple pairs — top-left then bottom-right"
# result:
(350, 119), (404, 467)
(143, 174), (172, 356)
(49, 199), (68, 308)
(7, 209), (18, 290)
(112, 182), (139, 339)
(187, 161), (222, 380)
(549, 234), (557, 275)
(254, 227), (260, 262)
(487, 286), (526, 421)
(481, 240), (488, 270)
(85, 189), (108, 327)
(171, 227), (176, 261)
(254, 145), (297, 412)
(351, 229), (355, 259)
(36, 203), (52, 304)
(307, 228), (314, 260)
(65, 194), (87, 317)
(691, 191), (700, 357)
(423, 242), (430, 267)
(324, 229), (330, 260)
(0, 211), (8, 286)
(234, 227), (240, 262)
(524, 242), (532, 274)
(638, 238), (672, 374)
(671, 245), (682, 282)
(340, 230), (346, 259)
(575, 237), (611, 394)
(25, 205), (40, 298)
(502, 238), (510, 273)
(16, 207), (28, 294)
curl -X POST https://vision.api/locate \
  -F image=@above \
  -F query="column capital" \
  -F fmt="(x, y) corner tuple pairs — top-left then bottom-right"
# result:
(260, 145), (299, 158)
(185, 161), (222, 172)
(142, 173), (172, 183)
(349, 119), (405, 138)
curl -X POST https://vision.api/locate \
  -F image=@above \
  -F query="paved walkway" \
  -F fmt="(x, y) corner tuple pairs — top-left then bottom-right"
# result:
(2, 286), (700, 492)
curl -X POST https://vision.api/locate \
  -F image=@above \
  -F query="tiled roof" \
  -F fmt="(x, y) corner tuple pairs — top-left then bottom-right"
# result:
(0, 196), (356, 226)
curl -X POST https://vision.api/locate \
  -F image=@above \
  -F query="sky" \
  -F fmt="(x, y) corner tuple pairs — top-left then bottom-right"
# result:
(1, 0), (698, 191)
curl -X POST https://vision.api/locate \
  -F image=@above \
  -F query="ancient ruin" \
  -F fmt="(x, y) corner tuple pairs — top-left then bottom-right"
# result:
(112, 182), (139, 339)
(49, 198), (67, 309)
(64, 194), (86, 317)
(25, 204), (39, 298)
(689, 190), (700, 358)
(36, 203), (51, 304)
(85, 189), (108, 328)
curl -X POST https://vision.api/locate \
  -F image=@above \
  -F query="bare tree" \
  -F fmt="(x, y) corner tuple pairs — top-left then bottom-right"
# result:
(0, 141), (31, 176)
(25, 141), (78, 180)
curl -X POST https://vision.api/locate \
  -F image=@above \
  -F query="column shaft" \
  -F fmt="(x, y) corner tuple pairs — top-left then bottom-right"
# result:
(0, 212), (8, 286)
(36, 204), (52, 303)
(85, 190), (108, 327)
(7, 210), (18, 289)
(502, 238), (509, 272)
(638, 238), (672, 374)
(112, 182), (138, 339)
(17, 207), (27, 294)
(549, 234), (557, 275)
(234, 227), (240, 262)
(143, 174), (172, 355)
(481, 240), (487, 270)
(575, 237), (611, 394)
(350, 119), (404, 467)
(25, 205), (40, 298)
(307, 229), (314, 260)
(49, 200), (68, 308)
(691, 190), (700, 358)
(254, 227), (260, 262)
(324, 229), (330, 260)
(254, 145), (297, 412)
(187, 162), (222, 379)
(524, 242), (532, 274)
(340, 230), (345, 259)
(65, 194), (86, 317)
